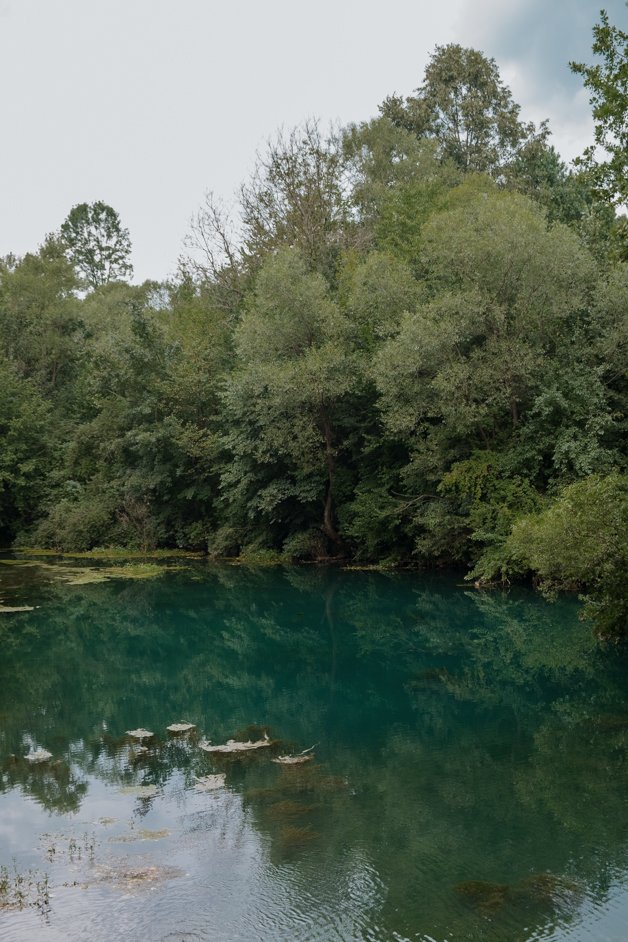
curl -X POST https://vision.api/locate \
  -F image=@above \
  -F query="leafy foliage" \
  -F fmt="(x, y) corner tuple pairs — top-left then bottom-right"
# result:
(1, 28), (626, 636)
(60, 201), (133, 288)
(380, 44), (538, 174)
(571, 9), (628, 211)
(506, 475), (628, 640)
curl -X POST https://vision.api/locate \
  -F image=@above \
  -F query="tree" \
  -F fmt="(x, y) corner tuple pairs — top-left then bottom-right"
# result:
(0, 359), (52, 542)
(380, 44), (537, 175)
(371, 184), (601, 564)
(342, 117), (460, 264)
(571, 9), (628, 211)
(221, 249), (360, 553)
(0, 237), (82, 393)
(239, 122), (350, 280)
(506, 474), (628, 640)
(60, 201), (133, 288)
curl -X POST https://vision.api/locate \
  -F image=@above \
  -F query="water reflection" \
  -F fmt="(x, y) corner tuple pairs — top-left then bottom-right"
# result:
(1, 563), (628, 941)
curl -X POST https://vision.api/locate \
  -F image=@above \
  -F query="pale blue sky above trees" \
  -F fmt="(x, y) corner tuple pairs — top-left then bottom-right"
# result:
(1, 0), (625, 281)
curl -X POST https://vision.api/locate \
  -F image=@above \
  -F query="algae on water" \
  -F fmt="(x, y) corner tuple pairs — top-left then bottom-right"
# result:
(0, 558), (184, 596)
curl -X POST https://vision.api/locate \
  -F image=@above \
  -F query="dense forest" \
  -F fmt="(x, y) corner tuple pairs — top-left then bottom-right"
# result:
(1, 14), (627, 637)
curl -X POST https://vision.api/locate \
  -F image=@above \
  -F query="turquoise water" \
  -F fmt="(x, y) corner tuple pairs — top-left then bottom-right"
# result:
(1, 561), (628, 941)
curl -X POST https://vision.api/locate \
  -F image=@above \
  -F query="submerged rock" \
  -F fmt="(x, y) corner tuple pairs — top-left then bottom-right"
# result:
(194, 774), (227, 792)
(267, 799), (318, 820)
(166, 722), (196, 734)
(90, 860), (182, 891)
(118, 784), (158, 797)
(272, 754), (314, 765)
(455, 880), (511, 914)
(516, 872), (583, 908)
(199, 735), (270, 754)
(24, 748), (52, 764)
(110, 828), (170, 843)
(126, 728), (154, 741)
(277, 824), (319, 850)
(456, 872), (583, 916)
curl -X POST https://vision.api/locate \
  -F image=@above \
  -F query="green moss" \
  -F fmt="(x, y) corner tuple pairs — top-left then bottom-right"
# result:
(15, 547), (204, 560)
(267, 800), (318, 820)
(455, 880), (511, 914)
(277, 825), (319, 848)
(455, 873), (582, 917)
(231, 548), (283, 566)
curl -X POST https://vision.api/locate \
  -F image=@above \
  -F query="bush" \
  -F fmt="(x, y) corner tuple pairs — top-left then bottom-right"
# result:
(505, 473), (628, 639)
(282, 529), (327, 561)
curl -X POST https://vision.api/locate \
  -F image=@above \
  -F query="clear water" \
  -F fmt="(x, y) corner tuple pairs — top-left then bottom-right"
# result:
(1, 561), (628, 941)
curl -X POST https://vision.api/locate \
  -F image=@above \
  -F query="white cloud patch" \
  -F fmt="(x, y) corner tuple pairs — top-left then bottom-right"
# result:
(454, 0), (626, 161)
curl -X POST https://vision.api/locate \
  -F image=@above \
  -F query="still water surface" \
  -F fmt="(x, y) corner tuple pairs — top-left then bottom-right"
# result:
(1, 560), (628, 941)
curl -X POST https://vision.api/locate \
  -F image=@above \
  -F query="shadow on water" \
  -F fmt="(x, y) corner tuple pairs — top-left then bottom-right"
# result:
(1, 561), (628, 940)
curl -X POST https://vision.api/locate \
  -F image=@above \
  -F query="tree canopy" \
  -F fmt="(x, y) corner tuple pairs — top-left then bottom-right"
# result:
(1, 28), (626, 639)
(60, 201), (133, 288)
(380, 43), (539, 174)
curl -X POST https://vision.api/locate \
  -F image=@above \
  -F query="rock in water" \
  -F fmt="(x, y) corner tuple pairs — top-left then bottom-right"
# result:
(24, 748), (52, 763)
(166, 722), (196, 734)
(198, 736), (270, 754)
(272, 745), (316, 765)
(272, 753), (314, 765)
(194, 774), (227, 791)
(126, 728), (154, 741)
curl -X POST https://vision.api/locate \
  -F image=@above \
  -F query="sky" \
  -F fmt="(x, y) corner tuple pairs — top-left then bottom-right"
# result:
(1, 0), (625, 282)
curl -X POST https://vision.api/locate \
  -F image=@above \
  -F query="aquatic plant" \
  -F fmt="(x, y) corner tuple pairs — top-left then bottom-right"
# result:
(0, 862), (50, 913)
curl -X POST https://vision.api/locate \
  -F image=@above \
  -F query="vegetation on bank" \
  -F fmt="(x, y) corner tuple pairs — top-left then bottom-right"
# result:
(0, 13), (626, 637)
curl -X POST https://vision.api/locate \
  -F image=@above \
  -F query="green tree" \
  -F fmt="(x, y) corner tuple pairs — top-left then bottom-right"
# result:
(504, 136), (617, 255)
(0, 237), (82, 394)
(571, 9), (628, 212)
(60, 201), (133, 288)
(221, 249), (361, 553)
(343, 117), (461, 266)
(372, 185), (601, 563)
(380, 44), (537, 175)
(506, 474), (628, 640)
(238, 122), (350, 281)
(0, 360), (51, 543)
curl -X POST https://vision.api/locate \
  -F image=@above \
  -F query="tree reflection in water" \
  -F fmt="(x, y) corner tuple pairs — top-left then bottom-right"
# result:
(1, 562), (627, 941)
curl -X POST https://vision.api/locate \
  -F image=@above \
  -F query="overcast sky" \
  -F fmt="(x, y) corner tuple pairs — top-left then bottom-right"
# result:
(1, 0), (625, 282)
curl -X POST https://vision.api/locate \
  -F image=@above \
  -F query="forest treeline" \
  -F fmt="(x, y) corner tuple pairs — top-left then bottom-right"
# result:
(1, 22), (627, 636)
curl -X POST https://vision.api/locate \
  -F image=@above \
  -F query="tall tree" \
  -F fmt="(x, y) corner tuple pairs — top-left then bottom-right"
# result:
(221, 249), (359, 552)
(239, 122), (350, 280)
(571, 9), (628, 211)
(0, 237), (82, 393)
(60, 201), (133, 288)
(380, 44), (537, 175)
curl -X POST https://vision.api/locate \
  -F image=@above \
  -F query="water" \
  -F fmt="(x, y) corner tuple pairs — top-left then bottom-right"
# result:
(1, 560), (628, 941)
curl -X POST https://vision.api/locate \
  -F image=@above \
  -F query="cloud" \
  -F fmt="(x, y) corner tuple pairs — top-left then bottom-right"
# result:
(454, 0), (627, 160)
